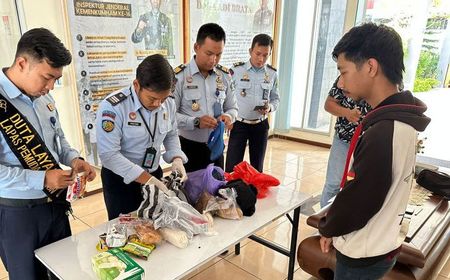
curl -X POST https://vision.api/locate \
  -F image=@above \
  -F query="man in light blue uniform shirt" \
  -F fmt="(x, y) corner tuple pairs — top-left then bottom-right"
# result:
(225, 34), (279, 173)
(0, 28), (96, 280)
(174, 23), (238, 172)
(97, 54), (187, 220)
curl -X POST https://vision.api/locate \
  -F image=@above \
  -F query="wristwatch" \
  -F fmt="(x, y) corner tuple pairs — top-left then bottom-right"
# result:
(194, 117), (200, 128)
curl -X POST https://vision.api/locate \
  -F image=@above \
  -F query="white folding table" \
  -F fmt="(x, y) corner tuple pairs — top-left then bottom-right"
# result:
(35, 187), (311, 280)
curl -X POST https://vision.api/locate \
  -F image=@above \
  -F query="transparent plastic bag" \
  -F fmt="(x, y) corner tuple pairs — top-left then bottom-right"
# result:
(204, 188), (243, 220)
(153, 196), (209, 239)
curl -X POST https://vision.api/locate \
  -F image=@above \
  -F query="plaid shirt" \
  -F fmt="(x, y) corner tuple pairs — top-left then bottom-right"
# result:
(329, 78), (371, 143)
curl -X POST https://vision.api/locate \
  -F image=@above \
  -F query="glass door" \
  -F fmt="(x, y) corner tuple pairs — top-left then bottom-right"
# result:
(288, 0), (348, 139)
(356, 0), (450, 167)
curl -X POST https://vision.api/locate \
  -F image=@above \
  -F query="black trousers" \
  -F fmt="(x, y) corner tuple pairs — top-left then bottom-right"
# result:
(225, 119), (269, 173)
(0, 202), (71, 280)
(179, 136), (224, 173)
(101, 166), (163, 220)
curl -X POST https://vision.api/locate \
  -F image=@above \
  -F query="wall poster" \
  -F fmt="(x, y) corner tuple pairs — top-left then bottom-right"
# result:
(67, 0), (183, 166)
(188, 0), (277, 68)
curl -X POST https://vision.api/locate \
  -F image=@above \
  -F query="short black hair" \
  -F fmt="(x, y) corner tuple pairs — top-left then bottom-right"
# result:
(136, 54), (175, 92)
(196, 23), (226, 45)
(332, 23), (404, 86)
(251, 34), (273, 49)
(15, 28), (72, 68)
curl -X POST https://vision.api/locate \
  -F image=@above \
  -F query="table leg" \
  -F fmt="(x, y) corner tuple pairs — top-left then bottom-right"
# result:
(235, 242), (241, 255)
(287, 206), (301, 280)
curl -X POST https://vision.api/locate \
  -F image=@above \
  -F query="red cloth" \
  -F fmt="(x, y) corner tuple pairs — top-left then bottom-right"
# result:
(225, 161), (280, 198)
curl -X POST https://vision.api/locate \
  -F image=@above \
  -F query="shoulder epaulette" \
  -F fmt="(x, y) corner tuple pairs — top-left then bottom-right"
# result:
(106, 92), (127, 106)
(216, 64), (229, 74)
(267, 64), (277, 71)
(233, 61), (245, 67)
(173, 64), (186, 75)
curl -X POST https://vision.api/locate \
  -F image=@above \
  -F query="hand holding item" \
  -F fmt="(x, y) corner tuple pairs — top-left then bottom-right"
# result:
(44, 169), (74, 190)
(218, 114), (232, 130)
(171, 158), (187, 182)
(199, 115), (218, 129)
(71, 158), (96, 181)
(146, 176), (174, 196)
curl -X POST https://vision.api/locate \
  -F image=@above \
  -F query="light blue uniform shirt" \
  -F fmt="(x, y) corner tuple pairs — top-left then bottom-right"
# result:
(96, 86), (187, 184)
(174, 57), (238, 143)
(0, 68), (80, 199)
(231, 61), (279, 120)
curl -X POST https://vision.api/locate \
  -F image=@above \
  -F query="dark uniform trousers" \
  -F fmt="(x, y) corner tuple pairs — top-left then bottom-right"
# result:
(225, 119), (269, 173)
(0, 201), (71, 280)
(179, 136), (224, 173)
(101, 166), (163, 220)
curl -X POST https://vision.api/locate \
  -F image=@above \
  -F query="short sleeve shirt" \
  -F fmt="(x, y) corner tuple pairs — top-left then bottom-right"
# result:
(330, 77), (372, 143)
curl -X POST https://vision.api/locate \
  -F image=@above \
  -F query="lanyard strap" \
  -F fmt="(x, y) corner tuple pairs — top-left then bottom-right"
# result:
(130, 87), (158, 145)
(138, 110), (158, 145)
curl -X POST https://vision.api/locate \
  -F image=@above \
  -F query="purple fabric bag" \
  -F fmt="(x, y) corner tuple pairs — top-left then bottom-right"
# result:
(184, 164), (226, 204)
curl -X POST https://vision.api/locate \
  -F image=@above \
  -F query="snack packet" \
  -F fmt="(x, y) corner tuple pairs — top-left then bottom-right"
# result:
(66, 172), (87, 202)
(106, 224), (127, 248)
(134, 222), (162, 245)
(122, 238), (155, 261)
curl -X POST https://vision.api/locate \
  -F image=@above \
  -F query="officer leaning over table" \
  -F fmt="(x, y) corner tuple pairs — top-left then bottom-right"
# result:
(225, 34), (279, 173)
(173, 23), (238, 172)
(0, 28), (96, 280)
(97, 54), (187, 221)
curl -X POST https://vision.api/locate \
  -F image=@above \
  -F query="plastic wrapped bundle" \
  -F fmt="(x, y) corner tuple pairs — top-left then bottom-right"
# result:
(153, 196), (209, 239)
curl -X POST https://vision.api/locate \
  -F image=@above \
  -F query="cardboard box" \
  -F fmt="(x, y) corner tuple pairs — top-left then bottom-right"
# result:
(92, 248), (144, 280)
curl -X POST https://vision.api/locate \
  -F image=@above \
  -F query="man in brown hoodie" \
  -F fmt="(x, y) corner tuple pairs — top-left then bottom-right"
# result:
(319, 23), (431, 279)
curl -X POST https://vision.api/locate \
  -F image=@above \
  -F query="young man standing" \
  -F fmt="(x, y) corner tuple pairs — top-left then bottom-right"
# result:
(225, 34), (279, 173)
(173, 23), (238, 172)
(318, 23), (430, 279)
(0, 28), (96, 279)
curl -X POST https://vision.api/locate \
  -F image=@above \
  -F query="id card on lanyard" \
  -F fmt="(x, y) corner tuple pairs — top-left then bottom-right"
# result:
(138, 110), (159, 169)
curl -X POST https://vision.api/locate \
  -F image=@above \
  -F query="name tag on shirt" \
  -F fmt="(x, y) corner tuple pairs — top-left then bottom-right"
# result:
(187, 85), (198, 89)
(128, 121), (141, 126)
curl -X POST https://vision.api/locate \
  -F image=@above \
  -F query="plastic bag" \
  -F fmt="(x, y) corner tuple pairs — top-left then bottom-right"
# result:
(159, 227), (189, 249)
(184, 164), (226, 204)
(153, 196), (209, 239)
(137, 184), (165, 220)
(214, 188), (243, 220)
(162, 171), (189, 203)
(134, 222), (162, 245)
(197, 189), (243, 220)
(225, 161), (280, 198)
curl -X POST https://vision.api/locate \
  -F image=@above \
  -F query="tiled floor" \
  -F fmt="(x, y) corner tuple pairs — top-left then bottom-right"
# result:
(0, 138), (449, 280)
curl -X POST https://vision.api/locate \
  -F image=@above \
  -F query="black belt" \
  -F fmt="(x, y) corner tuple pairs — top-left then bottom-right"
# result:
(237, 117), (268, 125)
(0, 197), (51, 207)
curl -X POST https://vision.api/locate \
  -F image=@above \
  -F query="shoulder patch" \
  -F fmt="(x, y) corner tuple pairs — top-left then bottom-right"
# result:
(267, 64), (277, 71)
(173, 64), (186, 75)
(233, 61), (245, 67)
(216, 64), (229, 74)
(106, 92), (127, 106)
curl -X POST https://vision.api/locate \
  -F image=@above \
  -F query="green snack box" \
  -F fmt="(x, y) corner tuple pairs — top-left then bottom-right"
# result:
(92, 248), (145, 280)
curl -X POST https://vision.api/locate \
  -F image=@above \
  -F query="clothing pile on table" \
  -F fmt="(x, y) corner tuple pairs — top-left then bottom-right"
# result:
(135, 161), (280, 250)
